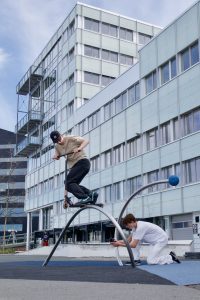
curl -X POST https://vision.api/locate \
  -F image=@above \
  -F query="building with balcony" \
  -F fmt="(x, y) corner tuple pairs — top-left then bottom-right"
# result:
(15, 2), (161, 243)
(17, 2), (200, 252)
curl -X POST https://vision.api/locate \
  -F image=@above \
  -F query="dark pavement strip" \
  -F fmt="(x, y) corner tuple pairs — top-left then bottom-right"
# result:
(0, 259), (175, 285)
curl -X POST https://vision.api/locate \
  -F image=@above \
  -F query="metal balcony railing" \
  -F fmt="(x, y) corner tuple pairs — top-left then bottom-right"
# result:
(16, 66), (43, 95)
(15, 136), (41, 157)
(15, 111), (43, 134)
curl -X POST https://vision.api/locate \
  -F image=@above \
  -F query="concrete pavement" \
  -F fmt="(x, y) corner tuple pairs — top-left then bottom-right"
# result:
(0, 255), (199, 300)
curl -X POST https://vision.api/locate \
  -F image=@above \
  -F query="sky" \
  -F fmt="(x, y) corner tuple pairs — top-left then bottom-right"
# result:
(0, 0), (197, 132)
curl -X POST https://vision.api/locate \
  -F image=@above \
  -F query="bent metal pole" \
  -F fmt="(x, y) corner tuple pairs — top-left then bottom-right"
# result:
(118, 180), (169, 226)
(42, 205), (135, 267)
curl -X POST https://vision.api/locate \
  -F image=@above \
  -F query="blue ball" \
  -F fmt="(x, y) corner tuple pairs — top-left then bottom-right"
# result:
(168, 175), (179, 186)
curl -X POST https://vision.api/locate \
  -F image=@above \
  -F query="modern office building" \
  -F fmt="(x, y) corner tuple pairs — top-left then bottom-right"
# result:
(15, 2), (161, 242)
(15, 1), (200, 251)
(0, 129), (28, 236)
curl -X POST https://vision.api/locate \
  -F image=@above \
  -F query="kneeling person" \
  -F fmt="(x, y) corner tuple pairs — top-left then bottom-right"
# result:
(111, 214), (180, 265)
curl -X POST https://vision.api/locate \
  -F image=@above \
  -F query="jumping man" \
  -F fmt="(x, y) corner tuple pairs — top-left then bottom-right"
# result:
(111, 213), (181, 265)
(50, 130), (98, 208)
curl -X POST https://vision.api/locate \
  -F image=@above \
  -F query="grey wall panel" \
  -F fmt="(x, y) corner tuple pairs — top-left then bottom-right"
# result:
(157, 24), (176, 65)
(142, 149), (160, 173)
(176, 4), (198, 52)
(158, 79), (178, 124)
(141, 92), (159, 132)
(178, 65), (200, 115)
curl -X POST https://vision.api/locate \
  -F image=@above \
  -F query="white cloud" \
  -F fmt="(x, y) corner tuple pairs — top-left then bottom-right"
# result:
(1, 0), (76, 68)
(0, 48), (10, 69)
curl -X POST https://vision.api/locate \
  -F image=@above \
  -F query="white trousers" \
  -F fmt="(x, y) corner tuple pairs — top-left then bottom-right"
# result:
(132, 239), (173, 265)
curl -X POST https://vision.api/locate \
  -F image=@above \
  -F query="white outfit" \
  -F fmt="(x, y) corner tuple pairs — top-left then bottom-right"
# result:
(132, 221), (173, 265)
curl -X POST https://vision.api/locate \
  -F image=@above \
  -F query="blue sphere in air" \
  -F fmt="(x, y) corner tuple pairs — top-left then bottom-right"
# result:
(168, 175), (179, 186)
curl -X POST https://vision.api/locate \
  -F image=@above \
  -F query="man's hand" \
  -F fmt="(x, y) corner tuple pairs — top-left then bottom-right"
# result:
(110, 240), (122, 247)
(52, 154), (60, 160)
(73, 148), (81, 153)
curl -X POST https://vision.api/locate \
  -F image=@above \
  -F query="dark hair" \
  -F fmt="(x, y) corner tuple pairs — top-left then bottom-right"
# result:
(122, 214), (137, 226)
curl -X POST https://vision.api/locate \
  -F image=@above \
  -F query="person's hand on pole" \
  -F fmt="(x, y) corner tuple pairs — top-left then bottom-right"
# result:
(52, 154), (60, 160)
(73, 148), (81, 153)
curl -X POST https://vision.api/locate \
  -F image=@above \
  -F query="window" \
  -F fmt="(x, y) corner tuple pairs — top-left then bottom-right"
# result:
(184, 156), (200, 184)
(105, 185), (112, 203)
(181, 41), (199, 72)
(62, 73), (74, 93)
(68, 20), (75, 38)
(68, 100), (74, 116)
(126, 176), (142, 196)
(113, 182), (121, 200)
(173, 117), (179, 140)
(145, 70), (157, 94)
(102, 49), (118, 62)
(78, 119), (87, 135)
(69, 73), (74, 87)
(128, 82), (140, 105)
(146, 127), (159, 150)
(174, 163), (181, 184)
(84, 72), (99, 85)
(104, 150), (112, 168)
(68, 47), (74, 62)
(127, 137), (140, 158)
(181, 48), (190, 71)
(84, 45), (100, 58)
(84, 17), (99, 32)
(113, 144), (125, 164)
(120, 54), (133, 65)
(161, 62), (169, 84)
(147, 170), (159, 192)
(102, 75), (115, 86)
(104, 101), (113, 121)
(88, 110), (100, 130)
(182, 108), (200, 136)
(120, 27), (133, 41)
(191, 42), (199, 65)
(160, 165), (173, 189)
(171, 57), (177, 78)
(102, 22), (118, 37)
(161, 121), (171, 145)
(115, 92), (127, 114)
(139, 33), (151, 45)
(91, 155), (100, 173)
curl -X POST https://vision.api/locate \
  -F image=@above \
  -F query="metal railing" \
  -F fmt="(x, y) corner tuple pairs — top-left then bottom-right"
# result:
(0, 232), (34, 248)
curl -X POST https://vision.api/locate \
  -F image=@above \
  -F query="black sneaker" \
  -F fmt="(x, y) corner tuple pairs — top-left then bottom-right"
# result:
(63, 196), (73, 209)
(170, 251), (181, 263)
(125, 260), (141, 266)
(79, 196), (92, 205)
(91, 191), (98, 204)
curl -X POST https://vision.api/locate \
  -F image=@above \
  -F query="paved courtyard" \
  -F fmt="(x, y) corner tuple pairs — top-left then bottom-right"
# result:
(0, 255), (200, 299)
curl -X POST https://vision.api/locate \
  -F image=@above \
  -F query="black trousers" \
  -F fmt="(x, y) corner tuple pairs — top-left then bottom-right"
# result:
(65, 158), (91, 199)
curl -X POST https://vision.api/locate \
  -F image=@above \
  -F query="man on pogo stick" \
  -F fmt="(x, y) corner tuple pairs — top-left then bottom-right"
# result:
(50, 130), (98, 208)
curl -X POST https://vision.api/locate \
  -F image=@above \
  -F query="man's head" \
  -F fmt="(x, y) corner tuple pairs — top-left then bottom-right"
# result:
(50, 131), (61, 143)
(122, 214), (137, 230)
